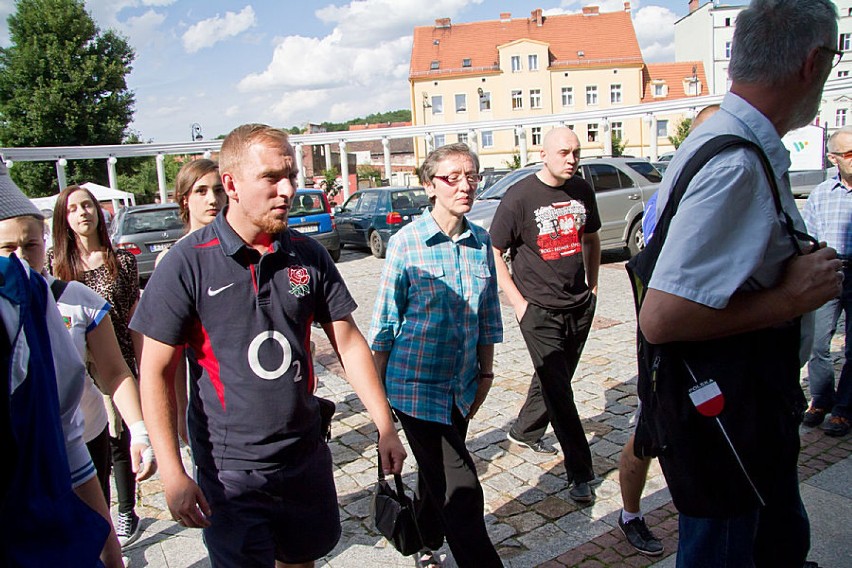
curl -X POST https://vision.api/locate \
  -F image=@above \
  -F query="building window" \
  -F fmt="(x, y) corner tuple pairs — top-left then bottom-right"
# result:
(481, 130), (494, 148)
(653, 83), (667, 97)
(586, 85), (598, 105)
(839, 70), (850, 78)
(479, 91), (491, 111)
(836, 108), (847, 127)
(431, 95), (443, 115)
(433, 134), (445, 147)
(531, 127), (542, 146)
(511, 55), (521, 72)
(528, 54), (538, 71)
(686, 78), (701, 96)
(724, 17), (731, 26)
(725, 41), (732, 59)
(588, 123), (599, 142)
(561, 86), (574, 107)
(513, 130), (520, 147)
(656, 120), (669, 138)
(530, 89), (542, 109)
(457, 132), (468, 144)
(462, 58), (471, 68)
(430, 60), (439, 70)
(511, 89), (523, 109)
(455, 93), (467, 113)
(610, 84), (622, 104)
(611, 121), (623, 140)
(842, 33), (852, 51)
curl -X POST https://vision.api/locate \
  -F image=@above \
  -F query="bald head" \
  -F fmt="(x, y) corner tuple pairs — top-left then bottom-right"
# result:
(689, 104), (721, 134)
(539, 127), (582, 186)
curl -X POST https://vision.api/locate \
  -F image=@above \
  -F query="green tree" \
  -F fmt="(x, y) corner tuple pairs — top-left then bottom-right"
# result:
(668, 117), (693, 150)
(0, 0), (135, 196)
(356, 164), (382, 185)
(611, 133), (627, 157)
(503, 152), (522, 170)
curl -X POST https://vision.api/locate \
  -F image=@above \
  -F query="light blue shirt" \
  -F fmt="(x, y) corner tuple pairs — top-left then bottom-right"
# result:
(650, 92), (806, 309)
(801, 175), (852, 258)
(369, 210), (503, 424)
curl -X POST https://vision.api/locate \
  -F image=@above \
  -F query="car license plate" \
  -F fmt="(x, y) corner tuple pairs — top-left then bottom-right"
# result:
(148, 242), (171, 252)
(294, 224), (319, 234)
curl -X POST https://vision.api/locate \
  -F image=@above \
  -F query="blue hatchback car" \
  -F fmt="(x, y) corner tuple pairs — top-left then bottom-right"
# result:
(288, 189), (341, 262)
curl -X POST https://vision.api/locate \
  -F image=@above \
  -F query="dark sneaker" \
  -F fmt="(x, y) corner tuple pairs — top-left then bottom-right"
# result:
(823, 415), (850, 437)
(802, 407), (828, 427)
(115, 511), (141, 548)
(507, 430), (557, 455)
(569, 481), (593, 503)
(619, 515), (664, 556)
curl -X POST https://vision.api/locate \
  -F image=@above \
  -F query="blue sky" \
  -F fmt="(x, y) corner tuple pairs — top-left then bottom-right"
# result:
(0, 0), (746, 143)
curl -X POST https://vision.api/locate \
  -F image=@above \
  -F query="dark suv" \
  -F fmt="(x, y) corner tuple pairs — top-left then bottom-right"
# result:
(288, 189), (341, 262)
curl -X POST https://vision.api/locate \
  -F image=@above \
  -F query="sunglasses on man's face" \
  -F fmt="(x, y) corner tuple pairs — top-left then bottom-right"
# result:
(830, 150), (852, 160)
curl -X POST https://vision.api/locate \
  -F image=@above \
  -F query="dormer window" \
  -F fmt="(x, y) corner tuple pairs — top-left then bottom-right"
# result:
(652, 81), (668, 98)
(430, 60), (440, 70)
(462, 58), (471, 68)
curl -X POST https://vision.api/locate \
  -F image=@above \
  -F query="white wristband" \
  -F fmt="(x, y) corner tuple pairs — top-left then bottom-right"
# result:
(129, 420), (149, 448)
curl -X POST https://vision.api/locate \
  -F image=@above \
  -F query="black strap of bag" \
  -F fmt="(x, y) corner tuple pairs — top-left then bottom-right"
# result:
(372, 445), (424, 556)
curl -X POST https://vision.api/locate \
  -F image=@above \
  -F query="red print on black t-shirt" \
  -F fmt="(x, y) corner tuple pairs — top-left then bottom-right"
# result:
(534, 200), (587, 261)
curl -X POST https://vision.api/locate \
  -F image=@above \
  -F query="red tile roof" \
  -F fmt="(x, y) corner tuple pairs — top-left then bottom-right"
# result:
(410, 8), (643, 80)
(642, 61), (708, 101)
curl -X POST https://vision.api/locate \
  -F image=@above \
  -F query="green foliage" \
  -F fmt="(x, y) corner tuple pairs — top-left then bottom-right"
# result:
(288, 109), (412, 134)
(611, 134), (627, 157)
(116, 154), (184, 203)
(668, 118), (693, 150)
(503, 153), (522, 170)
(0, 0), (135, 196)
(357, 164), (382, 184)
(321, 167), (340, 198)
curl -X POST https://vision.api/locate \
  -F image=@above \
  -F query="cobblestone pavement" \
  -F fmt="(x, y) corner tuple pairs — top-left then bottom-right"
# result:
(122, 246), (850, 568)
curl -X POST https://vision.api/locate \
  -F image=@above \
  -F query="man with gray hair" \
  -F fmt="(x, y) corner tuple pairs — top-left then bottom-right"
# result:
(637, 0), (842, 565)
(800, 125), (852, 437)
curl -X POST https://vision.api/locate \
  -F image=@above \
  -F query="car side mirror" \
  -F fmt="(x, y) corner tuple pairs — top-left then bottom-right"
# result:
(333, 206), (343, 215)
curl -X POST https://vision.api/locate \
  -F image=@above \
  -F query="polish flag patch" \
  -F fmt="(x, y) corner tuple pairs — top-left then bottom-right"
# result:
(688, 380), (725, 417)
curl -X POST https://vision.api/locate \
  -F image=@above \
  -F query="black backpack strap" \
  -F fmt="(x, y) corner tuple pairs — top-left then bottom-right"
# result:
(49, 278), (69, 302)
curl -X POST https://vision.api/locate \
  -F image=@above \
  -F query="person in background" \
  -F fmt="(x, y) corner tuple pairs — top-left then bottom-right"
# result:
(0, 168), (123, 567)
(371, 144), (503, 568)
(49, 184), (144, 548)
(801, 125), (852, 437)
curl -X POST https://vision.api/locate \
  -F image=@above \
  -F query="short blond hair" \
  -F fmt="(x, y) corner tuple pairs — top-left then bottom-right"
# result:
(219, 124), (290, 178)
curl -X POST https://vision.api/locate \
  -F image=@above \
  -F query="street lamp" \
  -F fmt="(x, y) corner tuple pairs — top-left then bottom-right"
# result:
(191, 123), (203, 141)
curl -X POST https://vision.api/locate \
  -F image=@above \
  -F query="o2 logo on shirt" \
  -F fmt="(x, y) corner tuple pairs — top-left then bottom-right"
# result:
(247, 330), (302, 382)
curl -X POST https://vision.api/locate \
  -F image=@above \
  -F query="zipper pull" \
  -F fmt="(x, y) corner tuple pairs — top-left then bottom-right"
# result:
(651, 354), (660, 393)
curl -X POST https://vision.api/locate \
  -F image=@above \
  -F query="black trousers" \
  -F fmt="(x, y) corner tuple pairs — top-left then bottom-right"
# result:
(110, 420), (136, 514)
(513, 299), (595, 484)
(86, 426), (111, 501)
(394, 407), (502, 568)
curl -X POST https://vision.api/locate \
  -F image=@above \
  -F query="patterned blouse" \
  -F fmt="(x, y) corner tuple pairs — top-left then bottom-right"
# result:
(48, 249), (140, 374)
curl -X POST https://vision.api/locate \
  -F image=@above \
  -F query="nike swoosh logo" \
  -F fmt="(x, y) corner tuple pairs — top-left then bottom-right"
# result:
(207, 283), (235, 297)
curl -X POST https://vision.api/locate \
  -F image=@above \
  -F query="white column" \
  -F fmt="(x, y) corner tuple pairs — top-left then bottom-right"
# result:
(55, 158), (68, 190)
(203, 150), (212, 159)
(516, 126), (528, 166)
(382, 137), (392, 184)
(156, 154), (168, 203)
(602, 119), (613, 156)
(467, 129), (478, 154)
(323, 143), (332, 172)
(338, 141), (351, 201)
(648, 115), (659, 161)
(107, 156), (118, 189)
(294, 143), (305, 188)
(424, 133), (433, 154)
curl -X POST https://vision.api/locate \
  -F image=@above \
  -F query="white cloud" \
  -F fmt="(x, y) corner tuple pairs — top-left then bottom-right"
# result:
(633, 5), (677, 62)
(182, 5), (257, 53)
(123, 9), (167, 48)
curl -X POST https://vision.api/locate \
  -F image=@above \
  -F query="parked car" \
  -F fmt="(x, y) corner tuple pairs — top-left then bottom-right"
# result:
(334, 187), (430, 258)
(468, 157), (661, 257)
(651, 161), (670, 175)
(109, 203), (185, 282)
(476, 168), (512, 197)
(288, 189), (341, 262)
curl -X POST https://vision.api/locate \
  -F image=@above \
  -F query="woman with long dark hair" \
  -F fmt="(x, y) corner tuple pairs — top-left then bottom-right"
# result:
(49, 184), (144, 548)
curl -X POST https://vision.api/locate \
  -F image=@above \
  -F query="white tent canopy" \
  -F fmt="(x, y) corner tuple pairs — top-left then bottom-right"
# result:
(29, 181), (136, 215)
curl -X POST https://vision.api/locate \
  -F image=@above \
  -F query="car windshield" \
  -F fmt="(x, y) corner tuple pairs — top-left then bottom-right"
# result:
(626, 161), (663, 183)
(289, 193), (326, 217)
(390, 189), (430, 210)
(123, 209), (183, 233)
(477, 168), (537, 200)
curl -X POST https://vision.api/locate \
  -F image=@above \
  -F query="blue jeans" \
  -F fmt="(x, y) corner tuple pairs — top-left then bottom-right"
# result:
(676, 468), (809, 568)
(807, 266), (852, 419)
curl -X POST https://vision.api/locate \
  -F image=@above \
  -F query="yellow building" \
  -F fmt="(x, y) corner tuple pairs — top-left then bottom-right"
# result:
(409, 6), (707, 167)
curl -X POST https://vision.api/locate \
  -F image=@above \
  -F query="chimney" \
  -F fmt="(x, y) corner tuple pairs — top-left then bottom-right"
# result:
(624, 2), (631, 13)
(500, 12), (511, 22)
(434, 17), (451, 29)
(689, 0), (699, 13)
(530, 8), (543, 26)
(582, 6), (600, 16)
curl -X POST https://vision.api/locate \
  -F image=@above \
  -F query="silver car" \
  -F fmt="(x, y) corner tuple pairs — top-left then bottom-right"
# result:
(468, 157), (661, 257)
(109, 203), (185, 282)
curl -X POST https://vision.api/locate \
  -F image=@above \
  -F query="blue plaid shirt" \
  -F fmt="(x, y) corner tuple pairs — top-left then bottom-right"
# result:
(801, 175), (852, 258)
(369, 210), (503, 424)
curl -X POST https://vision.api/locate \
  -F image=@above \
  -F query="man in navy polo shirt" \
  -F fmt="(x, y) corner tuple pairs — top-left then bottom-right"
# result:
(132, 124), (406, 567)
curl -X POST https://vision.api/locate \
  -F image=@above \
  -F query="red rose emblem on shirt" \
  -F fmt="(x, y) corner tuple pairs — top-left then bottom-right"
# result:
(288, 266), (310, 297)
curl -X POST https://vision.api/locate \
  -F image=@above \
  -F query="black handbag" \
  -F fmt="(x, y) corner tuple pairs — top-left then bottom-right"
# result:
(317, 396), (335, 442)
(370, 450), (423, 556)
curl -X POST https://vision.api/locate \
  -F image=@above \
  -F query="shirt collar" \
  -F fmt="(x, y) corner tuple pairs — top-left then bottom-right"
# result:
(422, 209), (481, 247)
(828, 174), (852, 193)
(212, 205), (283, 259)
(721, 92), (792, 177)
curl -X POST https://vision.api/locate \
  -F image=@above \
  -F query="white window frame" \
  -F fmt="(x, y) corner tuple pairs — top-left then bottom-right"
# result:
(530, 89), (542, 109)
(611, 121), (623, 140)
(531, 126), (542, 146)
(725, 41), (732, 59)
(457, 132), (468, 144)
(836, 108), (847, 127)
(656, 119), (669, 138)
(586, 85), (598, 106)
(481, 130), (494, 148)
(433, 134), (445, 147)
(511, 55), (521, 72)
(561, 86), (574, 107)
(839, 70), (850, 78)
(842, 33), (852, 51)
(479, 91), (491, 111)
(528, 54), (538, 71)
(431, 95), (443, 115)
(587, 123), (599, 142)
(454, 93), (467, 113)
(511, 89), (523, 110)
(610, 84), (622, 104)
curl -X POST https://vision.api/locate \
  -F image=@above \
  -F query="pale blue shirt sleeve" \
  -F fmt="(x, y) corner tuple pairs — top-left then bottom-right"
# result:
(369, 234), (409, 352)
(649, 153), (779, 309)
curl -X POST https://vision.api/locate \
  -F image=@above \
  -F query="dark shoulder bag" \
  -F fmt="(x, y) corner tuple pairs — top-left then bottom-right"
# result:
(626, 135), (810, 517)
